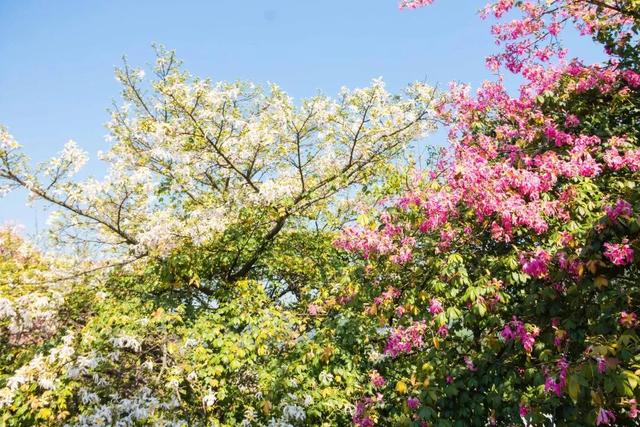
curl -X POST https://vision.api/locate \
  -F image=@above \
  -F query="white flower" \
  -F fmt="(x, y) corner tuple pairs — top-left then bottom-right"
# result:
(202, 391), (217, 407)
(37, 374), (56, 390)
(282, 404), (305, 421)
(0, 298), (15, 319)
(318, 371), (333, 385)
(111, 335), (142, 352)
(303, 394), (313, 407)
(242, 406), (257, 423)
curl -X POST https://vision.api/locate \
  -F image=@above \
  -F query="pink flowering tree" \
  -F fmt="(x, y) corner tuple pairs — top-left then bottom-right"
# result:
(332, 1), (640, 425)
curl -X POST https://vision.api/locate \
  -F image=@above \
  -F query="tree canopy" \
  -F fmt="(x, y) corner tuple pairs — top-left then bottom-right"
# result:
(1, 1), (640, 426)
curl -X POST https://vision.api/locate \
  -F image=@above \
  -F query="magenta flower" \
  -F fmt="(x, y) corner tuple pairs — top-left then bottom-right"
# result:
(385, 321), (427, 357)
(501, 317), (539, 353)
(619, 311), (638, 328)
(519, 404), (530, 417)
(437, 324), (449, 338)
(629, 399), (638, 419)
(520, 250), (551, 278)
(603, 239), (634, 266)
(564, 114), (580, 127)
(429, 298), (444, 315)
(622, 69), (640, 88)
(596, 408), (616, 426)
(369, 370), (385, 389)
(407, 396), (421, 410)
(553, 329), (567, 348)
(604, 199), (633, 222)
(544, 357), (569, 397)
(464, 356), (478, 372)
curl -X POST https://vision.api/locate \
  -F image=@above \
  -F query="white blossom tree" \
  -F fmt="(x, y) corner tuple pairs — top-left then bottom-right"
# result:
(1, 47), (438, 289)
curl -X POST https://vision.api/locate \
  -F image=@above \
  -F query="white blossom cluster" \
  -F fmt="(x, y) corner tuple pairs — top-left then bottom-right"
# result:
(0, 294), (60, 345)
(0, 49), (438, 266)
(70, 387), (184, 427)
(0, 333), (75, 407)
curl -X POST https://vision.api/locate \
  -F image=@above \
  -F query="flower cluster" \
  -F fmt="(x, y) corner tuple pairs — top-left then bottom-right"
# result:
(384, 321), (427, 357)
(603, 239), (635, 266)
(501, 317), (540, 353)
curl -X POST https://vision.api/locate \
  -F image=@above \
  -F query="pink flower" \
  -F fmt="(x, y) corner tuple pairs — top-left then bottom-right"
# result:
(501, 317), (539, 353)
(604, 148), (625, 170)
(628, 399), (638, 419)
(486, 55), (501, 71)
(464, 356), (477, 372)
(520, 250), (551, 278)
(437, 324), (449, 338)
(307, 304), (322, 316)
(596, 408), (616, 426)
(564, 114), (580, 127)
(596, 357), (607, 374)
(369, 370), (385, 389)
(558, 232), (573, 246)
(544, 357), (569, 397)
(603, 239), (634, 266)
(352, 394), (383, 427)
(622, 70), (640, 88)
(619, 311), (638, 328)
(407, 396), (421, 410)
(604, 199), (633, 222)
(519, 404), (530, 417)
(399, 0), (434, 9)
(373, 287), (402, 306)
(553, 329), (567, 348)
(429, 298), (444, 315)
(385, 321), (427, 357)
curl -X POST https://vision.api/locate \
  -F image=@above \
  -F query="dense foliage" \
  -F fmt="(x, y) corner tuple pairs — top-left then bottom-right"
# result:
(337, 1), (640, 425)
(1, 1), (639, 426)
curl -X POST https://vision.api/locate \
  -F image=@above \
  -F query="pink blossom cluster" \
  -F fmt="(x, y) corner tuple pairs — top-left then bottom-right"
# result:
(428, 298), (443, 315)
(373, 287), (401, 306)
(369, 370), (386, 389)
(629, 399), (638, 419)
(463, 355), (478, 372)
(352, 393), (383, 427)
(605, 147), (640, 171)
(596, 408), (616, 426)
(596, 357), (607, 374)
(436, 324), (448, 338)
(544, 357), (569, 397)
(334, 212), (417, 264)
(399, 0), (433, 9)
(520, 250), (552, 278)
(407, 396), (421, 410)
(603, 239), (634, 266)
(337, 58), (638, 261)
(501, 317), (539, 353)
(619, 311), (638, 328)
(604, 199), (633, 222)
(479, 1), (635, 73)
(385, 321), (427, 357)
(556, 251), (584, 279)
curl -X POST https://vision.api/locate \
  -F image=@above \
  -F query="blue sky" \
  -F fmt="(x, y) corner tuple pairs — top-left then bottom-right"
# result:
(0, 0), (604, 231)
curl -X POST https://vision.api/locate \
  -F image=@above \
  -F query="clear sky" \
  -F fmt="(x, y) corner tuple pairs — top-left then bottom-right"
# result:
(0, 0), (604, 232)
